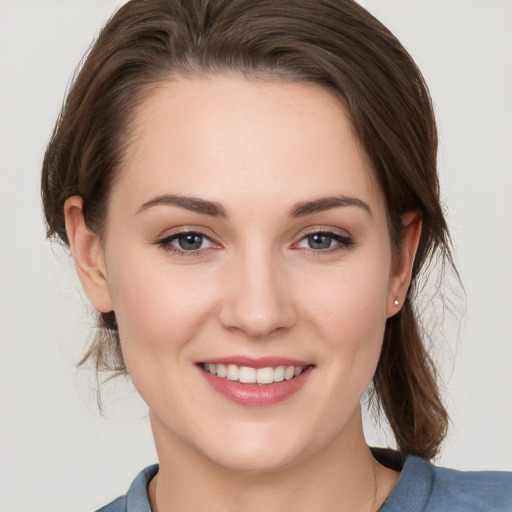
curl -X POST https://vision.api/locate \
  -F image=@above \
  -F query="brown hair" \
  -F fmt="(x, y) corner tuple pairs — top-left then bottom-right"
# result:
(42, 0), (454, 459)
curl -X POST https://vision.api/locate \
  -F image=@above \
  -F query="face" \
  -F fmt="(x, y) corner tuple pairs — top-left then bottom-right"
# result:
(69, 76), (416, 473)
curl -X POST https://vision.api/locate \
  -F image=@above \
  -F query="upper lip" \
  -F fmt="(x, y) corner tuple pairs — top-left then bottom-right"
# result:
(198, 355), (313, 369)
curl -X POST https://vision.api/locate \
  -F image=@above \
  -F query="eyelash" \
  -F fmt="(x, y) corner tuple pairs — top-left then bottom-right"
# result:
(154, 229), (355, 257)
(154, 230), (217, 257)
(293, 230), (355, 255)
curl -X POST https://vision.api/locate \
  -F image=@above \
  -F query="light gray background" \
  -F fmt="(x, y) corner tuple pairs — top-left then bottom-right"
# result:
(1, 1), (511, 511)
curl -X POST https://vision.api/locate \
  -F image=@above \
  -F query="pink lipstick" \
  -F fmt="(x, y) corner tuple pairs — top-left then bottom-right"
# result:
(197, 356), (314, 407)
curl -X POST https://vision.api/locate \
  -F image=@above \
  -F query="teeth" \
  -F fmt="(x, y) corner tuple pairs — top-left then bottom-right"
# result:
(256, 367), (274, 384)
(202, 363), (306, 384)
(205, 363), (217, 375)
(239, 366), (256, 383)
(226, 364), (239, 381)
(273, 366), (285, 382)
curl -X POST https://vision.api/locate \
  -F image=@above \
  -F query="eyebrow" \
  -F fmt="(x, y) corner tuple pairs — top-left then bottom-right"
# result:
(137, 193), (371, 218)
(137, 194), (227, 217)
(289, 196), (372, 218)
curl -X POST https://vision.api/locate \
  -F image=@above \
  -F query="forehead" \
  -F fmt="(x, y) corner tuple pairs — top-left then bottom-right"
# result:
(114, 76), (383, 215)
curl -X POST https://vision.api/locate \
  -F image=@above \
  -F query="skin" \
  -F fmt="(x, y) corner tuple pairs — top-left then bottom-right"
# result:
(65, 77), (421, 511)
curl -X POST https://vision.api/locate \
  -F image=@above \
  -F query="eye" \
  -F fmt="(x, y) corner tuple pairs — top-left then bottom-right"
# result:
(173, 233), (209, 251)
(155, 231), (216, 254)
(303, 233), (334, 250)
(296, 231), (354, 251)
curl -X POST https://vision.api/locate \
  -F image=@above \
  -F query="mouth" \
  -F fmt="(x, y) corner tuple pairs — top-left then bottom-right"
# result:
(197, 359), (314, 407)
(199, 362), (308, 385)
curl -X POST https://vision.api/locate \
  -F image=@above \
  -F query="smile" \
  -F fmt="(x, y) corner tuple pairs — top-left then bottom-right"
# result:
(198, 358), (314, 406)
(200, 363), (306, 385)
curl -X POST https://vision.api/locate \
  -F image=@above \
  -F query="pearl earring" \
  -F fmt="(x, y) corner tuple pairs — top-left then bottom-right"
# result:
(393, 298), (400, 307)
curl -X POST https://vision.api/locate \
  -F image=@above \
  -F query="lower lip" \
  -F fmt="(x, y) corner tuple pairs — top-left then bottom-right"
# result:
(198, 366), (313, 407)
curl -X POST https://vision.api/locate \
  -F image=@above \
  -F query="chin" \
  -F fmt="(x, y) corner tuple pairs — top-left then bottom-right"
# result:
(206, 445), (301, 475)
(197, 425), (318, 475)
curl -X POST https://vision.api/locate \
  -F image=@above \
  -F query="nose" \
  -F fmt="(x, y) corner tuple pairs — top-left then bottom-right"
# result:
(218, 245), (297, 339)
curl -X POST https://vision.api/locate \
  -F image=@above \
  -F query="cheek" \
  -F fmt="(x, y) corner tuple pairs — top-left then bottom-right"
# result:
(301, 252), (391, 381)
(106, 249), (218, 367)
(307, 260), (389, 339)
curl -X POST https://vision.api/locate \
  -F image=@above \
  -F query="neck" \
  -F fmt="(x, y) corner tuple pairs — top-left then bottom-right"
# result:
(148, 410), (399, 512)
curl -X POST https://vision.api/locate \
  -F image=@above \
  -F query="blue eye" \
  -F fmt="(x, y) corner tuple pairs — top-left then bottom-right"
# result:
(306, 233), (333, 250)
(156, 231), (215, 254)
(174, 233), (206, 250)
(297, 231), (354, 251)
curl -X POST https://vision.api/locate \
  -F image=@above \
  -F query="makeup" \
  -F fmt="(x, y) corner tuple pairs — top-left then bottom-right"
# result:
(197, 356), (314, 407)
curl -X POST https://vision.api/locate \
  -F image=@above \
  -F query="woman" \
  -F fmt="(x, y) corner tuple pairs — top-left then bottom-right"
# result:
(41, 0), (511, 511)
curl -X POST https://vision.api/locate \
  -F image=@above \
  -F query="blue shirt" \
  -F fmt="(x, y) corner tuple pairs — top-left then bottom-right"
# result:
(97, 452), (512, 511)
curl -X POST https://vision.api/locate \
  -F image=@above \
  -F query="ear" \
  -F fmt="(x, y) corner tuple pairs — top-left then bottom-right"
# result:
(386, 211), (422, 318)
(64, 196), (113, 313)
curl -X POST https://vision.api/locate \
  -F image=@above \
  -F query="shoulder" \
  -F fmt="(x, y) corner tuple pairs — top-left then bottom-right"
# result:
(380, 454), (512, 512)
(427, 461), (512, 512)
(95, 464), (159, 512)
(95, 495), (126, 512)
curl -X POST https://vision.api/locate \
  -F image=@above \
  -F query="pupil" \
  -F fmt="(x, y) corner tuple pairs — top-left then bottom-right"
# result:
(179, 234), (203, 250)
(309, 233), (332, 249)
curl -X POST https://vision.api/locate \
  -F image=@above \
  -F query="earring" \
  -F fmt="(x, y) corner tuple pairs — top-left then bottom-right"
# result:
(393, 298), (400, 307)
